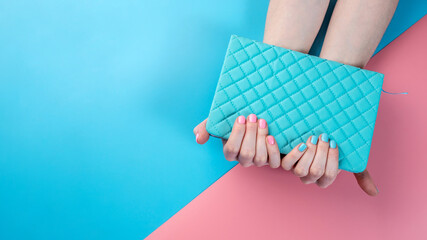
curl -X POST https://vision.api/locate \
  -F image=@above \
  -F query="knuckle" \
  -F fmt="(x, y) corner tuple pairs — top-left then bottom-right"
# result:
(294, 167), (308, 177)
(254, 155), (267, 166)
(223, 153), (236, 161)
(281, 160), (292, 171)
(310, 167), (324, 178)
(239, 149), (255, 159)
(281, 162), (288, 170)
(270, 161), (280, 169)
(323, 171), (336, 182)
(224, 145), (239, 156)
(270, 162), (280, 168)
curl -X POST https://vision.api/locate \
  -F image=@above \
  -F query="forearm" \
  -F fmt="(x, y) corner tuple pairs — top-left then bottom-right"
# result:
(319, 0), (399, 68)
(263, 0), (330, 53)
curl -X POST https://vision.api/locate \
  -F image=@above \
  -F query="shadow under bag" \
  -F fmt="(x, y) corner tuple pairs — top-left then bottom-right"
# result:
(206, 35), (384, 173)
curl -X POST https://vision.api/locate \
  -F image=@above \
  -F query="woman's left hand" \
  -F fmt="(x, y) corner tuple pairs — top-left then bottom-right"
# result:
(281, 134), (340, 188)
(281, 135), (378, 196)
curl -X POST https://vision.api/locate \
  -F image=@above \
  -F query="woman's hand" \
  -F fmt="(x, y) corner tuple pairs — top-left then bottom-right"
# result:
(280, 135), (378, 195)
(281, 134), (340, 188)
(222, 114), (281, 168)
(193, 114), (281, 168)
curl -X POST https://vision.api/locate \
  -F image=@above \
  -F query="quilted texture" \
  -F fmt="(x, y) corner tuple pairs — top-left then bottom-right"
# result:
(206, 35), (384, 173)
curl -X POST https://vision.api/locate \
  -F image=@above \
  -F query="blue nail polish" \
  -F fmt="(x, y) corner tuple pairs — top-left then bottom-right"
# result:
(321, 133), (329, 142)
(310, 135), (318, 145)
(298, 143), (307, 152)
(330, 140), (337, 149)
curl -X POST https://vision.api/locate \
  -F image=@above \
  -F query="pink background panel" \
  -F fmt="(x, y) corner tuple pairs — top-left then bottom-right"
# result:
(148, 16), (427, 240)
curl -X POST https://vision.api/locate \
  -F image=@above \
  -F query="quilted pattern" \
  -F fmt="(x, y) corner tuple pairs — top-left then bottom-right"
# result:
(206, 35), (384, 173)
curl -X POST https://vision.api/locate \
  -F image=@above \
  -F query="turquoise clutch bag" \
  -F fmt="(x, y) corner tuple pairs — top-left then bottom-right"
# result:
(206, 35), (384, 173)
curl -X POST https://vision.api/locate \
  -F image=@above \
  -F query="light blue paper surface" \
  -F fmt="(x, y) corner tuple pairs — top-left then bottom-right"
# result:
(0, 0), (425, 239)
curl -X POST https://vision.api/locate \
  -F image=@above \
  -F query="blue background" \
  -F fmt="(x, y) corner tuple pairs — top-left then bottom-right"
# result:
(0, 0), (425, 239)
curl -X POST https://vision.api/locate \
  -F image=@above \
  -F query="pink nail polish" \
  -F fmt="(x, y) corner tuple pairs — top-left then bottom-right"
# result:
(259, 119), (267, 129)
(248, 114), (257, 123)
(238, 116), (246, 124)
(196, 133), (200, 142)
(267, 136), (275, 145)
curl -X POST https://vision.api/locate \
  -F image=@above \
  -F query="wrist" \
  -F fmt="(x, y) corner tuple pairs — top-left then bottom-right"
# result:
(319, 49), (369, 68)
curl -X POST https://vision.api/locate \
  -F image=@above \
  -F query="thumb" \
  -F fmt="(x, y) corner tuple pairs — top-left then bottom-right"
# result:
(193, 118), (210, 145)
(353, 169), (379, 196)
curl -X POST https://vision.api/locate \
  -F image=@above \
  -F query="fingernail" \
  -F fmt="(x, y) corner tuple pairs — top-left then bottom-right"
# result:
(259, 119), (267, 129)
(267, 136), (275, 145)
(321, 133), (329, 142)
(298, 143), (307, 152)
(248, 114), (257, 123)
(310, 135), (318, 145)
(330, 140), (337, 149)
(196, 133), (199, 142)
(238, 116), (246, 124)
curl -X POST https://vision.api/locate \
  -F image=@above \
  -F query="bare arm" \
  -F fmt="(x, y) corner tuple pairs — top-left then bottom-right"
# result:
(320, 0), (399, 68)
(319, 0), (398, 195)
(264, 0), (330, 53)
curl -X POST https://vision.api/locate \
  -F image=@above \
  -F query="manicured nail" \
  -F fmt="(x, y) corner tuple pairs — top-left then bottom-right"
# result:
(298, 143), (307, 152)
(321, 133), (329, 142)
(267, 136), (275, 145)
(259, 119), (267, 129)
(238, 116), (246, 124)
(248, 114), (257, 123)
(310, 135), (318, 145)
(196, 133), (200, 142)
(330, 140), (337, 149)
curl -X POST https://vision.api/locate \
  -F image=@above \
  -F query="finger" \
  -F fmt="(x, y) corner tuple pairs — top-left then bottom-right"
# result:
(316, 140), (340, 188)
(254, 119), (269, 167)
(266, 135), (281, 168)
(301, 134), (328, 184)
(193, 119), (210, 144)
(238, 114), (258, 167)
(293, 135), (318, 178)
(223, 116), (246, 161)
(281, 142), (308, 171)
(353, 169), (379, 196)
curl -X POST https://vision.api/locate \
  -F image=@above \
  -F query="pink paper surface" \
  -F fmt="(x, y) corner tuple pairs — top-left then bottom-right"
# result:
(148, 16), (427, 240)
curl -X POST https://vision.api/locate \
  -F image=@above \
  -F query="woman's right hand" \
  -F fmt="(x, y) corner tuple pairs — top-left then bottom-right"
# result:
(193, 114), (282, 168)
